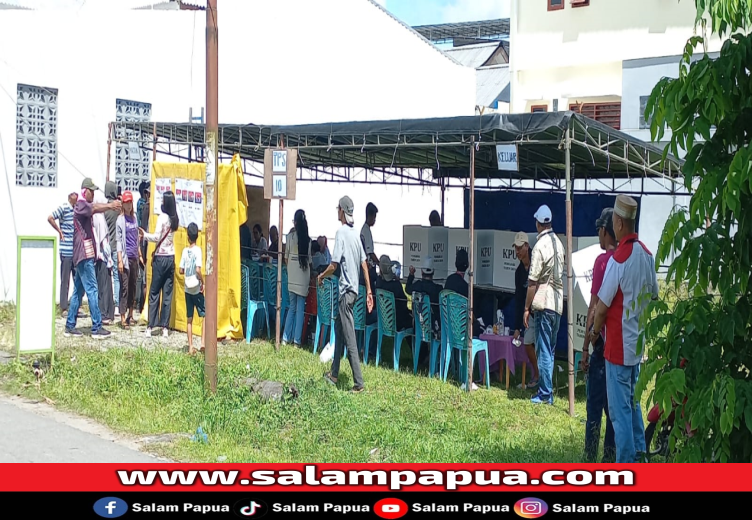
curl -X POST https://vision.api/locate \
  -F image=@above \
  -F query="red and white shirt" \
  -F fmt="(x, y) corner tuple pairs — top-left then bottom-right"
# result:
(597, 233), (658, 366)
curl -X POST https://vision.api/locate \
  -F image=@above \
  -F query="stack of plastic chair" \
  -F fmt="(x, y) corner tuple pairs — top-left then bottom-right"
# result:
(374, 289), (415, 372)
(314, 276), (338, 354)
(363, 292), (379, 365)
(242, 260), (269, 342)
(263, 263), (290, 339)
(354, 285), (367, 358)
(441, 291), (490, 389)
(412, 292), (441, 377)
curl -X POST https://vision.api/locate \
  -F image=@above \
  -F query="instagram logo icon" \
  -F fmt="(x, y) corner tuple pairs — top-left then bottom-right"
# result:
(514, 498), (548, 518)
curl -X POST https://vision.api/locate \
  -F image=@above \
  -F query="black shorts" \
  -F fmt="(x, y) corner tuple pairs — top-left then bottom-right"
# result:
(185, 292), (206, 319)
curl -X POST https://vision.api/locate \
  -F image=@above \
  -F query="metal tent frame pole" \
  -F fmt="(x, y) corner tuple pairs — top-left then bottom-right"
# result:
(565, 122), (575, 417)
(467, 136), (476, 393)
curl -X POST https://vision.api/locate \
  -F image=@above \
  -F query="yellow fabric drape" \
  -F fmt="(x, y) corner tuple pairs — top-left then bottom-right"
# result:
(140, 155), (247, 340)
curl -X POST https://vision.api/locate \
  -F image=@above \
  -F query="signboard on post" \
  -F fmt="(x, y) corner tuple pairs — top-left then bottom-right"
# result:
(264, 148), (297, 200)
(16, 236), (56, 362)
(496, 144), (519, 171)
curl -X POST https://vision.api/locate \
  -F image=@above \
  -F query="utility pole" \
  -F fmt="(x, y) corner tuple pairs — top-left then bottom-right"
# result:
(204, 0), (219, 393)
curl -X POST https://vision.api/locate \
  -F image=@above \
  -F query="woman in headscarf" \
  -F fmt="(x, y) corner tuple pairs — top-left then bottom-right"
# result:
(282, 209), (311, 347)
(140, 191), (179, 338)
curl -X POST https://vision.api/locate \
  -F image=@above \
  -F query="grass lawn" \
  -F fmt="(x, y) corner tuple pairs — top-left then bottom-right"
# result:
(0, 302), (647, 463)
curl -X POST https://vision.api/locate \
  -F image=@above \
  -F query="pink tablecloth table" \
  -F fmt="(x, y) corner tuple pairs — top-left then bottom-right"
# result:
(479, 334), (531, 389)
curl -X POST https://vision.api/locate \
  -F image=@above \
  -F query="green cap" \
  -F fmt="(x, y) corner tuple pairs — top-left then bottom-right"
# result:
(81, 178), (99, 191)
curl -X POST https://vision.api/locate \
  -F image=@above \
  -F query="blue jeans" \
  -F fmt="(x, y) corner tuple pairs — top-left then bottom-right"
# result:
(283, 292), (307, 345)
(66, 259), (102, 332)
(534, 309), (561, 403)
(112, 267), (120, 310)
(606, 360), (646, 463)
(585, 346), (616, 462)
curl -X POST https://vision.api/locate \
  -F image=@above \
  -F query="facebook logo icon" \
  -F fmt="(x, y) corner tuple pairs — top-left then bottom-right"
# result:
(93, 497), (128, 518)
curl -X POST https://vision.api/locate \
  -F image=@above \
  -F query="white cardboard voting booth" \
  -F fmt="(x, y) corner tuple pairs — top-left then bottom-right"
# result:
(571, 244), (606, 352)
(403, 226), (449, 282)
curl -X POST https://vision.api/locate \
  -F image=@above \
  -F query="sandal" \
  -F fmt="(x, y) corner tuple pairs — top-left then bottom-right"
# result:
(350, 386), (364, 394)
(119, 321), (130, 330)
(323, 372), (337, 386)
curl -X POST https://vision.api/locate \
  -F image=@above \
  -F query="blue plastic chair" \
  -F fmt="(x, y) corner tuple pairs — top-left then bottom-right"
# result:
(241, 261), (269, 342)
(263, 263), (289, 339)
(375, 289), (415, 371)
(314, 276), (338, 354)
(441, 291), (490, 389)
(354, 285), (368, 358)
(363, 296), (379, 366)
(412, 292), (441, 377)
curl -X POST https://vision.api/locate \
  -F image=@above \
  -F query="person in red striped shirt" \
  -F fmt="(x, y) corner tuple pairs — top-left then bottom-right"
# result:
(591, 195), (659, 463)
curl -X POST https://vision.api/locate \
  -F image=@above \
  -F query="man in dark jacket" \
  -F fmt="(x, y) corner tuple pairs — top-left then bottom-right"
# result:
(444, 248), (469, 297)
(374, 255), (411, 332)
(104, 182), (120, 315)
(406, 257), (441, 333)
(138, 187), (151, 313)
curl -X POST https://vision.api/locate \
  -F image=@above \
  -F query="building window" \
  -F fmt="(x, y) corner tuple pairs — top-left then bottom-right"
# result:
(639, 96), (652, 130)
(16, 84), (58, 187)
(115, 99), (152, 193)
(548, 0), (564, 11)
(531, 105), (548, 113)
(570, 102), (622, 130)
(571, 0), (590, 7)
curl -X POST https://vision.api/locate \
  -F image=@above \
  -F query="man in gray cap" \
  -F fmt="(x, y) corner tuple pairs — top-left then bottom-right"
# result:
(591, 195), (657, 462)
(65, 178), (121, 339)
(319, 196), (374, 393)
(582, 207), (617, 463)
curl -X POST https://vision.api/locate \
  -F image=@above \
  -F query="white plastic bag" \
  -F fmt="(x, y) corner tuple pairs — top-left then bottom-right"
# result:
(319, 343), (335, 363)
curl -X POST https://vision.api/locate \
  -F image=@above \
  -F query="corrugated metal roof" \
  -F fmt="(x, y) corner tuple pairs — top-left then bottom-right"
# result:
(443, 42), (500, 68)
(476, 65), (510, 107)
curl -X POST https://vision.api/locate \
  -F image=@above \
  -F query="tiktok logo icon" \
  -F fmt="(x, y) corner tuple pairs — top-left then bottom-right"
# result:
(234, 499), (268, 518)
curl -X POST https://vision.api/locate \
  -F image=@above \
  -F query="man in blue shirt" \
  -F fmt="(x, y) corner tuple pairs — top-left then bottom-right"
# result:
(48, 192), (78, 315)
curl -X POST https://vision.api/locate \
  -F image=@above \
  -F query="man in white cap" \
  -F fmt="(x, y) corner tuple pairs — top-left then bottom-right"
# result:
(512, 231), (539, 388)
(523, 204), (564, 405)
(319, 195), (374, 393)
(591, 195), (657, 462)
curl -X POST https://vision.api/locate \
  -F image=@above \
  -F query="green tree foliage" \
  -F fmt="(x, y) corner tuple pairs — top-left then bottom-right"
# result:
(641, 0), (752, 462)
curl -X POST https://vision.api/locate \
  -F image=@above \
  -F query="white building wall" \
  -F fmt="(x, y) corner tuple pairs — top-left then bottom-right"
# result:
(509, 0), (724, 113)
(0, 0), (477, 302)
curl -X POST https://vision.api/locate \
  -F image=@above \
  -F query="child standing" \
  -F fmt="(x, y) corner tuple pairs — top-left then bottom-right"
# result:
(179, 223), (205, 355)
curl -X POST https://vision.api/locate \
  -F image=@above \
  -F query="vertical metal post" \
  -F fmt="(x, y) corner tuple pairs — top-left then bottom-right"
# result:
(151, 122), (157, 162)
(204, 0), (219, 394)
(565, 124), (575, 417)
(106, 123), (112, 182)
(467, 136), (476, 393)
(276, 199), (284, 350)
(440, 177), (446, 225)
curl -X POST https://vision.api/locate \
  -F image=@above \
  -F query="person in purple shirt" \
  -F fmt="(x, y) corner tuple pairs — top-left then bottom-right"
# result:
(65, 178), (121, 338)
(116, 191), (143, 329)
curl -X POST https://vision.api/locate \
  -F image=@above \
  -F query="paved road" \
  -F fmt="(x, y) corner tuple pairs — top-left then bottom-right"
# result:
(0, 398), (158, 462)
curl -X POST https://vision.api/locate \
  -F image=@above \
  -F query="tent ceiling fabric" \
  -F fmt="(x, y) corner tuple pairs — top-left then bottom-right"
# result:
(114, 112), (683, 186)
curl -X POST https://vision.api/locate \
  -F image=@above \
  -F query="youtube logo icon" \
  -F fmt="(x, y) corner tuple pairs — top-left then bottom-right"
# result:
(374, 498), (408, 519)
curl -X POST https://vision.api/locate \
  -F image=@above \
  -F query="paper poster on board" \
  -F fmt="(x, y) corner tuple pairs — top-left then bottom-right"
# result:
(175, 178), (204, 230)
(154, 178), (172, 215)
